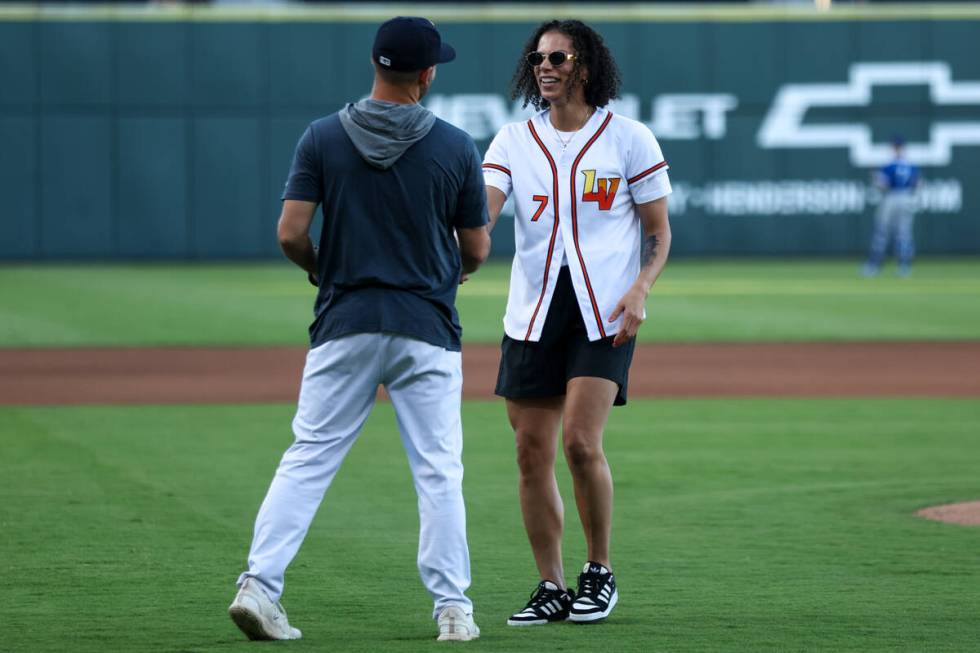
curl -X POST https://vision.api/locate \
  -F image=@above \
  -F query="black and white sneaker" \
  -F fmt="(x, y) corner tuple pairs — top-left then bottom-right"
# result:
(569, 561), (618, 622)
(506, 580), (574, 626)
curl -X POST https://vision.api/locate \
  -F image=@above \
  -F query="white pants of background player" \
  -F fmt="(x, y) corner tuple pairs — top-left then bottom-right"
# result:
(868, 192), (916, 270)
(237, 332), (473, 619)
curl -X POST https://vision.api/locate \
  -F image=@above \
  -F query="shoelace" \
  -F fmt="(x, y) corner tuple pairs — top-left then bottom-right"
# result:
(528, 584), (564, 608)
(577, 573), (601, 601)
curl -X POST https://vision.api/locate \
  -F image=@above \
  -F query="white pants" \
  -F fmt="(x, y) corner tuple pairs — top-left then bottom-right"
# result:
(238, 333), (473, 618)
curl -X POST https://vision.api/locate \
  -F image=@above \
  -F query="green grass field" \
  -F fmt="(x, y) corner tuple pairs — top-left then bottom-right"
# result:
(3, 258), (978, 651)
(2, 399), (978, 652)
(1, 259), (979, 347)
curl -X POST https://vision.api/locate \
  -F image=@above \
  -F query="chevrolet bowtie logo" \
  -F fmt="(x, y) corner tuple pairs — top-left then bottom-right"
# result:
(757, 62), (980, 167)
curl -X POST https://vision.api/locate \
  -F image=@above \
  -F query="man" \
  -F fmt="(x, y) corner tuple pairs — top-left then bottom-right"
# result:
(228, 16), (490, 643)
(863, 136), (921, 277)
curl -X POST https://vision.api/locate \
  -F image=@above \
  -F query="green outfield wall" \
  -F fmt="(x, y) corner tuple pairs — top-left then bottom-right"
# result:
(1, 4), (979, 259)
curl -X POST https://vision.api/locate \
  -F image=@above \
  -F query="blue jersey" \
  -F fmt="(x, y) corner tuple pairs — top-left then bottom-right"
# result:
(878, 159), (920, 192)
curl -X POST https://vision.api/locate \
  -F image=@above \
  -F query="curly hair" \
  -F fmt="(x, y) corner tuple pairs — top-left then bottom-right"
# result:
(510, 19), (622, 111)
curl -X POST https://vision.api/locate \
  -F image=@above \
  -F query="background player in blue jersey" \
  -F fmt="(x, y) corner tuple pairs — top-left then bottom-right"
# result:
(863, 136), (921, 277)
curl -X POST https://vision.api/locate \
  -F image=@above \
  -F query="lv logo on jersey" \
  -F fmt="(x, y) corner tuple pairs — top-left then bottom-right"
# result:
(580, 170), (621, 211)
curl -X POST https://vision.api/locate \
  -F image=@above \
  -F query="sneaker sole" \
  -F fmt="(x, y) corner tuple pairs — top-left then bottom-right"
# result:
(506, 617), (553, 626)
(438, 625), (480, 641)
(568, 591), (618, 623)
(229, 605), (277, 641)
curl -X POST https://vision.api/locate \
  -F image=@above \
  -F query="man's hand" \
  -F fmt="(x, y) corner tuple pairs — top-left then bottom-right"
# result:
(457, 225), (491, 275)
(307, 246), (319, 287)
(608, 284), (648, 347)
(278, 200), (319, 279)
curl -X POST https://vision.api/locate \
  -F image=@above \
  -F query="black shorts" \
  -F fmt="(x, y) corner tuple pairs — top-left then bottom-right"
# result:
(495, 266), (636, 406)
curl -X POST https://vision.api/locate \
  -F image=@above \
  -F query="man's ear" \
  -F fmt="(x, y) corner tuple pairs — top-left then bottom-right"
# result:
(419, 66), (436, 85)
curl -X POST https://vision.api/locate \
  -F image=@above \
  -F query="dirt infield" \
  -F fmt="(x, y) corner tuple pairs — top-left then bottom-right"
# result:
(917, 501), (980, 526)
(2, 342), (979, 406)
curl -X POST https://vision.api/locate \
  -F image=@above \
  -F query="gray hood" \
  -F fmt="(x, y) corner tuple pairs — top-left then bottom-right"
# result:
(339, 99), (436, 170)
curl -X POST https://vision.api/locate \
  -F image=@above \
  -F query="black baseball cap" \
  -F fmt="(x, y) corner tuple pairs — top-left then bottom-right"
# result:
(372, 16), (456, 72)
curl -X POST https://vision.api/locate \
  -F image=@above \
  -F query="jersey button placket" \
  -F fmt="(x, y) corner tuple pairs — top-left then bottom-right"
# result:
(555, 157), (574, 274)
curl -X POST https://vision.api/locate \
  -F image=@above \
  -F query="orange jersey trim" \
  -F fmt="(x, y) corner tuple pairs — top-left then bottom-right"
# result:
(482, 163), (512, 176)
(569, 112), (614, 339)
(525, 120), (560, 342)
(627, 161), (668, 185)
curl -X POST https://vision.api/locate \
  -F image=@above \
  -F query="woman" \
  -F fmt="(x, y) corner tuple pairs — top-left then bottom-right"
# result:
(481, 19), (672, 625)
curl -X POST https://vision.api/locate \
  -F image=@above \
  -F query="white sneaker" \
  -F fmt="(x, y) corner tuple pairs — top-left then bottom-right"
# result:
(437, 605), (480, 641)
(228, 578), (302, 641)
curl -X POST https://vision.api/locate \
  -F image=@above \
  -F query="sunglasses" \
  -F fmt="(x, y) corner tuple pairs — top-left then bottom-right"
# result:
(526, 50), (577, 67)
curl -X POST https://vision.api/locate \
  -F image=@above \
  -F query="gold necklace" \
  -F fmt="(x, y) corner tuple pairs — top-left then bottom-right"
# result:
(551, 108), (594, 150)
(554, 128), (575, 150)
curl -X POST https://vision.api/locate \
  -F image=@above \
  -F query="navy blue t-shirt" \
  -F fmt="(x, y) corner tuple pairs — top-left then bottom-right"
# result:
(282, 113), (489, 352)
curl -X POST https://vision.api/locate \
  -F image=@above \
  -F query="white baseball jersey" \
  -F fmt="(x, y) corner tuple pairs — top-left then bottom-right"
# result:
(483, 107), (671, 342)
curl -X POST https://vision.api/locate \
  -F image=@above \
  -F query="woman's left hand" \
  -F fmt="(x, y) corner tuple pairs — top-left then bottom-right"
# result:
(608, 285), (647, 347)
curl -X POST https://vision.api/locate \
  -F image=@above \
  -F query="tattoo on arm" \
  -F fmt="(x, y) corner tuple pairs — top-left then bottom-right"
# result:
(641, 234), (659, 266)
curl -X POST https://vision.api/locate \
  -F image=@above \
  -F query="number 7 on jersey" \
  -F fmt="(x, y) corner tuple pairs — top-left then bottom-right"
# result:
(531, 195), (549, 222)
